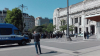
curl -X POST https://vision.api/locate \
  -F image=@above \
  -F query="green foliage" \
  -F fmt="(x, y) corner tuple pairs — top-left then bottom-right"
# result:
(5, 8), (23, 32)
(45, 23), (53, 33)
(69, 25), (74, 31)
(60, 24), (67, 31)
(32, 23), (55, 33)
(60, 25), (74, 32)
(32, 26), (44, 33)
(28, 29), (32, 33)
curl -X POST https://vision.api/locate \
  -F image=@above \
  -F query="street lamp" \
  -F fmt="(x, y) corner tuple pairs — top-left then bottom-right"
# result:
(19, 4), (28, 32)
(66, 0), (72, 41)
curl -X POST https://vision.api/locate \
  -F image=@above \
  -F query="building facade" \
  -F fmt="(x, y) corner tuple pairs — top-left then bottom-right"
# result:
(35, 17), (50, 26)
(0, 8), (35, 31)
(22, 13), (35, 31)
(53, 0), (100, 35)
(0, 8), (8, 23)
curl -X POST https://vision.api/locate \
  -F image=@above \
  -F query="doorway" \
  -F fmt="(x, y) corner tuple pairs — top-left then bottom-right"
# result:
(90, 25), (95, 35)
(74, 27), (78, 33)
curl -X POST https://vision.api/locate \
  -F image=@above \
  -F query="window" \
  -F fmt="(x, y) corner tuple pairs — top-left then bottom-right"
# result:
(72, 19), (73, 24)
(0, 28), (12, 35)
(87, 19), (89, 24)
(14, 30), (21, 35)
(61, 21), (62, 25)
(79, 17), (81, 25)
(75, 18), (78, 23)
(79, 28), (81, 33)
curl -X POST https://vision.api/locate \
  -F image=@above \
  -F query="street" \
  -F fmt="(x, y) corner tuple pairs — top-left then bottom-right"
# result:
(0, 35), (100, 56)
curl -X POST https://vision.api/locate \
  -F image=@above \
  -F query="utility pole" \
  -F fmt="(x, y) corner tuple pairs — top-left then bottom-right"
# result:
(66, 0), (72, 41)
(19, 4), (28, 33)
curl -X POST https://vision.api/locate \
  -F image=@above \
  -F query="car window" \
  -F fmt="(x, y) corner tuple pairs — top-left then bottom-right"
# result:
(14, 30), (21, 35)
(0, 28), (12, 35)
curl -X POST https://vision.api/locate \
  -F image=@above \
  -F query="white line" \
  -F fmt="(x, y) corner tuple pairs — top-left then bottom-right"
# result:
(40, 45), (77, 55)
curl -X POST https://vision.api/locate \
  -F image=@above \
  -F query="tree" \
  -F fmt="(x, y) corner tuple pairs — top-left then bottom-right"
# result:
(28, 29), (32, 33)
(60, 24), (74, 34)
(45, 23), (54, 33)
(5, 8), (23, 32)
(60, 24), (67, 33)
(69, 25), (74, 31)
(32, 26), (44, 33)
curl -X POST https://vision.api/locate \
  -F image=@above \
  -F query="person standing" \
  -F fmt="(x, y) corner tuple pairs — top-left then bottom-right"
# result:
(84, 31), (86, 39)
(75, 33), (78, 38)
(33, 31), (42, 55)
(86, 31), (89, 39)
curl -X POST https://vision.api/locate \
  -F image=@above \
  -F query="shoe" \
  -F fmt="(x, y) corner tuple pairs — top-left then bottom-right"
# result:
(40, 52), (42, 54)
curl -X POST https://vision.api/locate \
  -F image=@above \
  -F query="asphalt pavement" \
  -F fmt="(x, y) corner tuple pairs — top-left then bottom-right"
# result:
(0, 35), (100, 56)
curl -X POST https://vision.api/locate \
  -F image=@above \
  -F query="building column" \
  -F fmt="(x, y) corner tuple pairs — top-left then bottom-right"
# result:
(56, 17), (58, 31)
(78, 17), (80, 34)
(73, 18), (75, 34)
(69, 15), (71, 25)
(82, 11), (86, 40)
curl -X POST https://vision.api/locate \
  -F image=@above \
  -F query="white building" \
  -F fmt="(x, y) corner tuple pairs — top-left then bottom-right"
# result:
(35, 17), (50, 26)
(23, 13), (35, 31)
(53, 0), (100, 35)
(0, 8), (8, 23)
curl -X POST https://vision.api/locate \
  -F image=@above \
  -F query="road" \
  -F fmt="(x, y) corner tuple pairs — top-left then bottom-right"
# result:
(0, 36), (100, 56)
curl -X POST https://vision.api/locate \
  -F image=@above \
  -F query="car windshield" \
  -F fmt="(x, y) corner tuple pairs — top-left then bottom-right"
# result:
(14, 30), (22, 35)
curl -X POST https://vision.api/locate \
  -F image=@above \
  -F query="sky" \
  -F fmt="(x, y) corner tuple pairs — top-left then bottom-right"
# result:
(0, 0), (83, 19)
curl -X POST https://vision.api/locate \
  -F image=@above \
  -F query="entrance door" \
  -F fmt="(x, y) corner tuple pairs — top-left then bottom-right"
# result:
(74, 27), (78, 33)
(90, 25), (95, 35)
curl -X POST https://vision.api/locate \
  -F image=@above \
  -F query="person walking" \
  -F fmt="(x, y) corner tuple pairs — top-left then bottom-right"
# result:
(33, 31), (42, 55)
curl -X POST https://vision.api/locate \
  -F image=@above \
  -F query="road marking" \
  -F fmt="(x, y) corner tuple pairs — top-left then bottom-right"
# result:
(54, 53), (73, 56)
(40, 45), (77, 55)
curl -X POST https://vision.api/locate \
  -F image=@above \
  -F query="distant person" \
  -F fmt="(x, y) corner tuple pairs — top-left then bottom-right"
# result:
(75, 33), (78, 38)
(86, 31), (89, 39)
(33, 31), (42, 55)
(84, 31), (86, 39)
(56, 33), (58, 39)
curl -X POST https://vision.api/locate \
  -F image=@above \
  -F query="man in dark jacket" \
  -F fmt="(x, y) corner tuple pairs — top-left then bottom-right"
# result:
(33, 31), (42, 55)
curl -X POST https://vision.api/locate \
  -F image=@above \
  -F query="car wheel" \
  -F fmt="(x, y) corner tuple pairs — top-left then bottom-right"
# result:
(18, 40), (26, 45)
(21, 40), (26, 45)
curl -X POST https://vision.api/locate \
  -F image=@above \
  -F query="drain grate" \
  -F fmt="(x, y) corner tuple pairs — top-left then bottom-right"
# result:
(73, 51), (80, 54)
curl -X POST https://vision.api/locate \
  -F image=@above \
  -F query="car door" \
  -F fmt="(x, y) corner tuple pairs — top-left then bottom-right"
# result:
(0, 27), (13, 44)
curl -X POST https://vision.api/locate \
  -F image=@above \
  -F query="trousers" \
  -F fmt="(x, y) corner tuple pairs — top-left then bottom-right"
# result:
(34, 41), (41, 54)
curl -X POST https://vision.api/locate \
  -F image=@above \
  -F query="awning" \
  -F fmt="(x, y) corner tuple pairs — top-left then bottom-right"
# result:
(86, 15), (100, 22)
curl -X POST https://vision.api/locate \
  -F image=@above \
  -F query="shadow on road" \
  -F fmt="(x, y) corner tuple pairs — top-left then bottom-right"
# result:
(42, 51), (57, 54)
(0, 43), (34, 48)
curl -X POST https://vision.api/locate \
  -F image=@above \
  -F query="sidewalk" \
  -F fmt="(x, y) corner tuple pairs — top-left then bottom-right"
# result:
(60, 35), (97, 41)
(39, 35), (100, 56)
